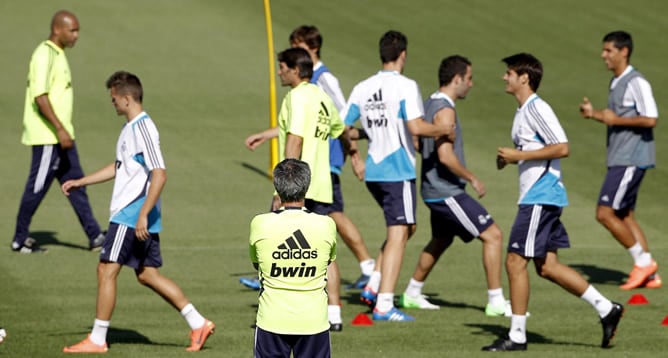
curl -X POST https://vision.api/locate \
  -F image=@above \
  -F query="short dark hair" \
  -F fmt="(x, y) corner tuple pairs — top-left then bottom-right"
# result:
(603, 31), (633, 61)
(379, 30), (407, 63)
(502, 53), (543, 92)
(105, 71), (143, 102)
(273, 159), (311, 203)
(289, 25), (322, 57)
(438, 55), (471, 87)
(277, 48), (313, 80)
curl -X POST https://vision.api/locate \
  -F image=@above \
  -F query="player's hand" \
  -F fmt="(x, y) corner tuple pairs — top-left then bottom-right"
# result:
(245, 133), (267, 151)
(470, 177), (486, 198)
(446, 122), (457, 142)
(496, 155), (507, 170)
(497, 147), (521, 165)
(57, 128), (73, 150)
(351, 152), (365, 180)
(135, 216), (149, 241)
(61, 179), (82, 196)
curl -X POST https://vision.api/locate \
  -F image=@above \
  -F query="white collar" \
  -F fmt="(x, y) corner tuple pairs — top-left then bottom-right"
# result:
(430, 91), (455, 107)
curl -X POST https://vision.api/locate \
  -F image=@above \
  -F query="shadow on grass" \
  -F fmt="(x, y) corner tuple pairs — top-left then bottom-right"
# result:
(30, 230), (89, 251)
(60, 327), (181, 348)
(108, 327), (181, 347)
(570, 264), (626, 285)
(240, 161), (272, 181)
(465, 323), (598, 348)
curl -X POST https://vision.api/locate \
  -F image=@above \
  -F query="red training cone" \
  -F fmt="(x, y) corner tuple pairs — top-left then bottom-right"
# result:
(627, 293), (649, 305)
(352, 313), (373, 326)
(661, 315), (668, 326)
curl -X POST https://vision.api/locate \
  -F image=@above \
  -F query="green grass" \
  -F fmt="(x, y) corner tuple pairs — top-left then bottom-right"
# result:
(0, 0), (667, 356)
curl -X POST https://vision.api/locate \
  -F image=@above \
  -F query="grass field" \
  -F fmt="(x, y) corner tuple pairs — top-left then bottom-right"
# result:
(0, 0), (667, 357)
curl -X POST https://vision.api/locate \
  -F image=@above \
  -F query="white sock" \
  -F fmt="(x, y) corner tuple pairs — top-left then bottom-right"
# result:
(328, 305), (342, 324)
(580, 285), (613, 318)
(628, 243), (652, 267)
(90, 319), (110, 346)
(375, 293), (394, 312)
(508, 314), (527, 344)
(360, 259), (375, 276)
(405, 278), (424, 297)
(367, 271), (381, 292)
(180, 303), (206, 330)
(487, 288), (506, 306)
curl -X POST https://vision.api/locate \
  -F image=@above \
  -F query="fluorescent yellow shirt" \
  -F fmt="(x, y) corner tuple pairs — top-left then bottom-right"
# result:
(22, 40), (75, 145)
(277, 82), (344, 203)
(249, 207), (336, 334)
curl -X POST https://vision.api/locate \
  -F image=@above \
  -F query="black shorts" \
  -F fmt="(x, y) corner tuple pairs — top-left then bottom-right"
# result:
(507, 204), (570, 258)
(366, 180), (417, 226)
(598, 166), (646, 211)
(100, 223), (163, 270)
(304, 173), (344, 215)
(426, 193), (494, 242)
(254, 326), (330, 358)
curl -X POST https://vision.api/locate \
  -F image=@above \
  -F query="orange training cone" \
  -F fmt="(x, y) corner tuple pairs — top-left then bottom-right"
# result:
(352, 313), (373, 326)
(627, 293), (649, 305)
(661, 315), (668, 326)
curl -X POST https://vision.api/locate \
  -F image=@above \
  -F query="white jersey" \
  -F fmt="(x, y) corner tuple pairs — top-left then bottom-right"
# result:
(110, 112), (166, 232)
(342, 70), (423, 182)
(511, 94), (568, 206)
(313, 61), (346, 112)
(610, 66), (658, 118)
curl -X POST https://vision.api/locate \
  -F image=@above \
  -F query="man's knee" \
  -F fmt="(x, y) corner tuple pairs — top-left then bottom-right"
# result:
(596, 205), (615, 223)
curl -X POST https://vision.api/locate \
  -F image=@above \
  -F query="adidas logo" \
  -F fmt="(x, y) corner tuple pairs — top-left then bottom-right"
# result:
(511, 242), (520, 249)
(270, 230), (318, 278)
(272, 230), (318, 260)
(364, 89), (386, 111)
(478, 214), (491, 225)
(601, 195), (610, 202)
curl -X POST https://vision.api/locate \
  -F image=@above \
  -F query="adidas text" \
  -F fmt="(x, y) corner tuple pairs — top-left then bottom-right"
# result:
(272, 249), (318, 260)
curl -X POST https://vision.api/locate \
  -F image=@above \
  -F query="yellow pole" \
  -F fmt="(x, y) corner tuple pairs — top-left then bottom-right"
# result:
(263, 0), (278, 177)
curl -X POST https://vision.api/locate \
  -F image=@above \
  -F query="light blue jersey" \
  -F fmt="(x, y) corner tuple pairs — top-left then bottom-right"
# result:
(110, 112), (165, 232)
(343, 71), (423, 182)
(511, 94), (568, 207)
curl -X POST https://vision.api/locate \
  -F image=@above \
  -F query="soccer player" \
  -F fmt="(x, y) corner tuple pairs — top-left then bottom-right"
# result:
(482, 53), (623, 351)
(398, 55), (509, 316)
(579, 31), (660, 290)
(61, 71), (214, 353)
(12, 10), (105, 253)
(250, 158), (336, 358)
(342, 30), (454, 321)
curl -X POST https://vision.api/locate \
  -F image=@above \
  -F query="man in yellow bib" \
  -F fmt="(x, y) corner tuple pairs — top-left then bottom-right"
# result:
(12, 10), (105, 253)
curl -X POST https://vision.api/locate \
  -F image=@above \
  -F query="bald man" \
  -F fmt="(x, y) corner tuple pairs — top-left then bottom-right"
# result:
(12, 10), (105, 253)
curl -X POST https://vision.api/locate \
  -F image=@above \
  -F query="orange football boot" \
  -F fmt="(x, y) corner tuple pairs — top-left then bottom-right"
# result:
(63, 334), (108, 353)
(186, 319), (215, 352)
(620, 260), (658, 290)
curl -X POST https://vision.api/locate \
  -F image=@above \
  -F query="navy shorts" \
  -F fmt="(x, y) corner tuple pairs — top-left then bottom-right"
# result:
(598, 166), (646, 211)
(366, 180), (416, 226)
(507, 204), (570, 258)
(426, 193), (494, 242)
(254, 326), (330, 358)
(100, 223), (163, 270)
(304, 173), (344, 215)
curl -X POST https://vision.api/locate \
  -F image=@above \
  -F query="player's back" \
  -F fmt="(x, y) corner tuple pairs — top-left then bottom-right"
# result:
(345, 71), (424, 181)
